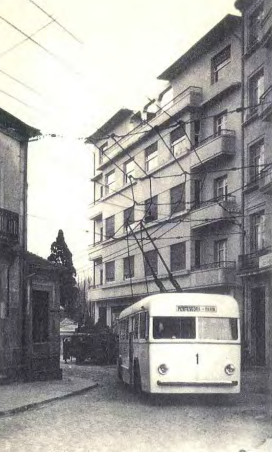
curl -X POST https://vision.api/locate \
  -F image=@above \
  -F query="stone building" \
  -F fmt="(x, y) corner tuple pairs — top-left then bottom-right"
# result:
(87, 15), (244, 329)
(0, 108), (62, 382)
(235, 0), (272, 367)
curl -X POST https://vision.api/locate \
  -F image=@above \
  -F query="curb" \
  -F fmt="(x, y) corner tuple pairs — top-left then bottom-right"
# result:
(0, 382), (98, 418)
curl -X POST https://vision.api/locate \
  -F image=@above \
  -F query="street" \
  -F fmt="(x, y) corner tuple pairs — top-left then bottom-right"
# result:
(0, 364), (271, 452)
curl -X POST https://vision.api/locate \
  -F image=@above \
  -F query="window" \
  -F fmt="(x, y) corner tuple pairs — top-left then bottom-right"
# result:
(214, 239), (227, 266)
(144, 250), (158, 277)
(170, 183), (185, 214)
(94, 258), (103, 286)
(105, 215), (115, 239)
(105, 170), (115, 195)
(153, 317), (196, 339)
(194, 120), (201, 147)
(249, 69), (264, 115)
(195, 240), (201, 269)
(214, 175), (228, 200)
(248, 4), (264, 48)
(170, 125), (187, 157)
(145, 142), (158, 171)
(32, 290), (49, 343)
(144, 196), (158, 222)
(250, 211), (265, 251)
(170, 242), (186, 271)
(214, 111), (227, 136)
(123, 255), (134, 279)
(198, 318), (238, 341)
(124, 206), (134, 229)
(124, 159), (135, 184)
(211, 45), (231, 83)
(99, 141), (108, 165)
(105, 261), (115, 282)
(194, 180), (202, 209)
(249, 139), (264, 182)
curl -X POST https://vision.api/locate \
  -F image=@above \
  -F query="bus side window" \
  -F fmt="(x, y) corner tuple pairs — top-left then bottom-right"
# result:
(125, 319), (129, 340)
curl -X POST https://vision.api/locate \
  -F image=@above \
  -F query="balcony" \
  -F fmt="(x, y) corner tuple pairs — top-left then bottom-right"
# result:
(190, 261), (236, 288)
(97, 86), (203, 169)
(190, 196), (240, 230)
(190, 130), (236, 170)
(259, 164), (272, 194)
(238, 247), (272, 273)
(0, 208), (19, 245)
(259, 86), (272, 121)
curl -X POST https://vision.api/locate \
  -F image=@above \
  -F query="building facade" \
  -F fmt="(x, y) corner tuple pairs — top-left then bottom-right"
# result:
(87, 15), (244, 330)
(235, 0), (272, 367)
(0, 108), (62, 382)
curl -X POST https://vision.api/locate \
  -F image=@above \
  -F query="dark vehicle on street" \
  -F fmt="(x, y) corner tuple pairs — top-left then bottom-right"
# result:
(69, 331), (118, 365)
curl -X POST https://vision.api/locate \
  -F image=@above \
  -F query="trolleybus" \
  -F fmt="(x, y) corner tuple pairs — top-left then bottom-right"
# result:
(117, 293), (240, 394)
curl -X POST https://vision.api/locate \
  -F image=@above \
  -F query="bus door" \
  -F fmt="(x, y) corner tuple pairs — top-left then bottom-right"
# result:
(129, 332), (134, 385)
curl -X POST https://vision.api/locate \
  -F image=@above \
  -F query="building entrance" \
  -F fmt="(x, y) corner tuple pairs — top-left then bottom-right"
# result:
(251, 287), (266, 366)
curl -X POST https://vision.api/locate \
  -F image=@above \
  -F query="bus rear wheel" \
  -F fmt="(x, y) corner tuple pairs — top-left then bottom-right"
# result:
(133, 361), (142, 394)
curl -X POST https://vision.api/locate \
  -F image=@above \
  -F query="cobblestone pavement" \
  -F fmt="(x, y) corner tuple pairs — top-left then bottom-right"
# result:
(0, 364), (271, 452)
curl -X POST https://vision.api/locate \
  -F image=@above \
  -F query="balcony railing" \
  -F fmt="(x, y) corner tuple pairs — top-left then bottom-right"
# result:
(238, 247), (272, 272)
(190, 261), (236, 287)
(190, 196), (239, 230)
(191, 261), (236, 271)
(259, 164), (272, 194)
(259, 85), (272, 121)
(190, 129), (236, 170)
(97, 86), (203, 170)
(0, 208), (19, 244)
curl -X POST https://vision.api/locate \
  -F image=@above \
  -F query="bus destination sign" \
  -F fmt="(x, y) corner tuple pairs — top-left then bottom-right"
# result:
(176, 305), (217, 313)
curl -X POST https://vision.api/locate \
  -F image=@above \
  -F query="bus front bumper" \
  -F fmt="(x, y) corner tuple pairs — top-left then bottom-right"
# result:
(157, 380), (239, 387)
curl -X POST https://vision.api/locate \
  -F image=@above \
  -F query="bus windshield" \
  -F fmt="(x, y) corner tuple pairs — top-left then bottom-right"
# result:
(153, 317), (196, 339)
(153, 317), (238, 340)
(198, 317), (238, 341)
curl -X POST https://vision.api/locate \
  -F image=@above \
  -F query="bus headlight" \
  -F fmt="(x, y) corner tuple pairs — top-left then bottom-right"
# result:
(225, 364), (235, 375)
(158, 364), (169, 375)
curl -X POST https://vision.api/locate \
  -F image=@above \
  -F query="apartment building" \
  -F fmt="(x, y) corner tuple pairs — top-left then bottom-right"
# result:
(87, 15), (244, 329)
(0, 108), (62, 382)
(235, 0), (272, 367)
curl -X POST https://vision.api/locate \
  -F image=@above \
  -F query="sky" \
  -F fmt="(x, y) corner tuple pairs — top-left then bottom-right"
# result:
(0, 0), (239, 277)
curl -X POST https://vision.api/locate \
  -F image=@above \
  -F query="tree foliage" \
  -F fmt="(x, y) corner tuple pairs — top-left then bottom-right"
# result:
(48, 229), (78, 317)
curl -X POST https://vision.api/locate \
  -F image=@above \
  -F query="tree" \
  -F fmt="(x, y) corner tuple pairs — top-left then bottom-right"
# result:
(48, 230), (78, 318)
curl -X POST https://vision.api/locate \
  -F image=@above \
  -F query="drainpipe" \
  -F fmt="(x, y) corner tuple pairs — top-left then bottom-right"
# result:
(21, 140), (29, 380)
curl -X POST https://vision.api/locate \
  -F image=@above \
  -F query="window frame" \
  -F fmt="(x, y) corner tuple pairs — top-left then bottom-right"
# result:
(170, 183), (186, 215)
(124, 206), (135, 229)
(144, 249), (158, 277)
(105, 170), (115, 195)
(105, 215), (115, 240)
(214, 239), (228, 266)
(145, 142), (158, 172)
(123, 255), (135, 280)
(211, 45), (231, 84)
(144, 196), (158, 223)
(250, 211), (265, 252)
(249, 139), (264, 183)
(214, 175), (228, 201)
(124, 159), (135, 184)
(248, 68), (264, 115)
(105, 261), (115, 282)
(170, 242), (186, 272)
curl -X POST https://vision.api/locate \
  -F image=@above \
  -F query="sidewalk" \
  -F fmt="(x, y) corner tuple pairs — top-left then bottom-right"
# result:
(0, 363), (270, 418)
(0, 361), (98, 418)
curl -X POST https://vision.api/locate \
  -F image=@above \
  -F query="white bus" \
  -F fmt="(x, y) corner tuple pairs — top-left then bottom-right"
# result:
(117, 293), (240, 394)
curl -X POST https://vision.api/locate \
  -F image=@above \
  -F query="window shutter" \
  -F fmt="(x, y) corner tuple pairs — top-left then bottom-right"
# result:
(171, 184), (185, 214)
(106, 261), (115, 281)
(106, 215), (115, 239)
(144, 250), (158, 276)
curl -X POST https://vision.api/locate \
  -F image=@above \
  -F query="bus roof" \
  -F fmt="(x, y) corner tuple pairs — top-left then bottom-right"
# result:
(119, 293), (239, 319)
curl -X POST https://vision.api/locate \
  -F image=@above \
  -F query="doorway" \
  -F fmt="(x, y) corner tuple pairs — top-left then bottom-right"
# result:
(251, 286), (266, 366)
